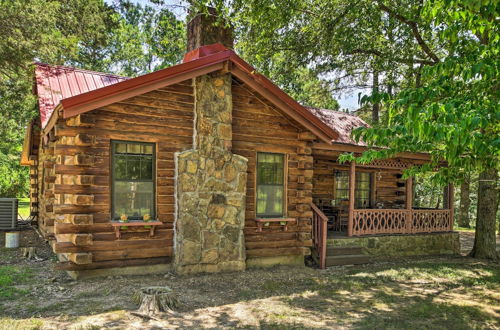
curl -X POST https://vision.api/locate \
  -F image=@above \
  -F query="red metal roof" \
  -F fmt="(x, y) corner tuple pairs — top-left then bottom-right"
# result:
(34, 63), (128, 128)
(51, 44), (340, 142)
(33, 45), (343, 143)
(306, 107), (369, 146)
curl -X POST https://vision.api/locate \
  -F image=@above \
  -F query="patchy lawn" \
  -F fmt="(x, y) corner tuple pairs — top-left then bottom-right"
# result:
(17, 197), (30, 220)
(0, 230), (498, 329)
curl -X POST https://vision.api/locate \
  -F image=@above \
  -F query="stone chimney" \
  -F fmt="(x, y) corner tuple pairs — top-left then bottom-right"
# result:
(186, 7), (234, 52)
(174, 7), (248, 274)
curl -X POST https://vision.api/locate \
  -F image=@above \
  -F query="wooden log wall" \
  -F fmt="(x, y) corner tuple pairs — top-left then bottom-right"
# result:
(37, 135), (57, 237)
(28, 125), (41, 219)
(312, 153), (407, 208)
(38, 80), (194, 269)
(36, 76), (317, 270)
(231, 79), (313, 259)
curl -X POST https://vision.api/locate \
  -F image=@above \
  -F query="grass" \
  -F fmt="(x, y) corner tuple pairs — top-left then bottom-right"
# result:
(0, 318), (43, 330)
(454, 226), (476, 232)
(17, 197), (30, 219)
(0, 266), (33, 300)
(0, 255), (498, 329)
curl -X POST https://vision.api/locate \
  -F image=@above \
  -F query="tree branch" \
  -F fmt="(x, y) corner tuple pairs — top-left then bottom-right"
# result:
(376, 0), (440, 64)
(348, 48), (436, 66)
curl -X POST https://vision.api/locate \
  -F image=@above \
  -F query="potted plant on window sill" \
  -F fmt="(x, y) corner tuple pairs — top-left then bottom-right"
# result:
(143, 214), (152, 228)
(119, 214), (129, 229)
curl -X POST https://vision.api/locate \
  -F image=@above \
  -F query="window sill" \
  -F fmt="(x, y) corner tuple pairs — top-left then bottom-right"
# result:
(110, 220), (162, 239)
(254, 218), (296, 232)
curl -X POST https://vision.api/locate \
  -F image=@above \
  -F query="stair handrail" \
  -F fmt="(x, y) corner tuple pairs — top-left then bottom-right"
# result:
(311, 203), (328, 269)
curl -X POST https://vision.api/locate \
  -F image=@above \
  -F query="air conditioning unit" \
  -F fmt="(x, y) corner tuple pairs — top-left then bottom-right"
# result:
(0, 198), (18, 230)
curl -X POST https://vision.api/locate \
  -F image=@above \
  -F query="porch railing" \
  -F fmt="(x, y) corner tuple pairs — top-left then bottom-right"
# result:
(351, 209), (452, 236)
(311, 203), (328, 269)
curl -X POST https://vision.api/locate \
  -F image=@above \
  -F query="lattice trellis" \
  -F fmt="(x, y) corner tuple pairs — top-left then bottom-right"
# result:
(352, 209), (410, 235)
(364, 159), (410, 169)
(352, 209), (452, 236)
(412, 210), (451, 233)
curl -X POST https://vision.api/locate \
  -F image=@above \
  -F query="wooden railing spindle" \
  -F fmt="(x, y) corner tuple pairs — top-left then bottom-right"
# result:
(310, 203), (328, 269)
(352, 209), (452, 236)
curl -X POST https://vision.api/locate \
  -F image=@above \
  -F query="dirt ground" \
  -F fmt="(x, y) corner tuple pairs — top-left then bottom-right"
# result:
(0, 229), (498, 329)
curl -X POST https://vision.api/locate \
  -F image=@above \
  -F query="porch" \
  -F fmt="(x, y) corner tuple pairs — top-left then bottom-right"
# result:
(311, 158), (455, 268)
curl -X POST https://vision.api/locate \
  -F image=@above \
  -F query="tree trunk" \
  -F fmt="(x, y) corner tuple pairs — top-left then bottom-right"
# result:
(470, 168), (498, 259)
(372, 70), (380, 123)
(133, 286), (178, 316)
(443, 185), (449, 209)
(458, 177), (471, 228)
(22, 247), (41, 261)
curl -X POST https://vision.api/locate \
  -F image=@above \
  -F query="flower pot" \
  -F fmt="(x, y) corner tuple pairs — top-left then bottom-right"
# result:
(119, 220), (129, 230)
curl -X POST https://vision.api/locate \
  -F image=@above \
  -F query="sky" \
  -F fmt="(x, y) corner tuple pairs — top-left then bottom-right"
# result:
(106, 0), (362, 110)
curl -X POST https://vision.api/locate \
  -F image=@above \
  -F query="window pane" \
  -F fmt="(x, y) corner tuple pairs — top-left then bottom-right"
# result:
(127, 156), (141, 180)
(334, 171), (349, 205)
(112, 141), (155, 219)
(257, 185), (283, 217)
(114, 155), (128, 179)
(114, 181), (154, 219)
(127, 143), (142, 154)
(143, 144), (153, 155)
(355, 173), (371, 208)
(256, 153), (285, 217)
(334, 171), (372, 208)
(140, 155), (153, 180)
(115, 143), (127, 154)
(257, 153), (284, 185)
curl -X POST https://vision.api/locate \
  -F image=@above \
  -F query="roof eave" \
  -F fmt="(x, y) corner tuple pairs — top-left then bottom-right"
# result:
(20, 122), (33, 166)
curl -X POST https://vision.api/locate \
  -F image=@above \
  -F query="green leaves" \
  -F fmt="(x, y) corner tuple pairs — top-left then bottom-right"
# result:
(353, 0), (499, 181)
(0, 0), (184, 197)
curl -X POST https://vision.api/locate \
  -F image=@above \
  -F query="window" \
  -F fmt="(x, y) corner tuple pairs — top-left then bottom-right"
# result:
(334, 170), (372, 208)
(256, 153), (285, 218)
(111, 141), (155, 220)
(334, 171), (349, 205)
(355, 172), (371, 208)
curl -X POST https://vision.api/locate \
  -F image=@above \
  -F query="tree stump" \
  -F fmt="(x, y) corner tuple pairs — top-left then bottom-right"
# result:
(132, 286), (178, 316)
(22, 247), (41, 261)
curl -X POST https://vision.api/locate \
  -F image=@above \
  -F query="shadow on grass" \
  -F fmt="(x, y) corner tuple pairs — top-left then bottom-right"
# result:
(277, 261), (499, 329)
(0, 257), (498, 329)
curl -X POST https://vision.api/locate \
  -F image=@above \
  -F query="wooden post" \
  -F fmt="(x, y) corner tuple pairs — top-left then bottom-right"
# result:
(406, 176), (413, 233)
(348, 161), (355, 236)
(370, 173), (377, 208)
(448, 183), (454, 231)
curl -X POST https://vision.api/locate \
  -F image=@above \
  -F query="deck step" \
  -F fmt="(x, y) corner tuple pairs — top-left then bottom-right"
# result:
(327, 246), (363, 256)
(326, 254), (371, 266)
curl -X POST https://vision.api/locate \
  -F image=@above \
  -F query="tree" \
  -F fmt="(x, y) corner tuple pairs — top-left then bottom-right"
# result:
(0, 0), (185, 197)
(0, 0), (119, 197)
(346, 0), (499, 259)
(242, 54), (340, 109)
(213, 0), (498, 258)
(213, 0), (442, 123)
(110, 1), (186, 76)
(458, 176), (471, 228)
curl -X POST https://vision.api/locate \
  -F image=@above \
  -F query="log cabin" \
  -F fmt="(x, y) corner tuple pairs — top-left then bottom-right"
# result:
(20, 10), (459, 278)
